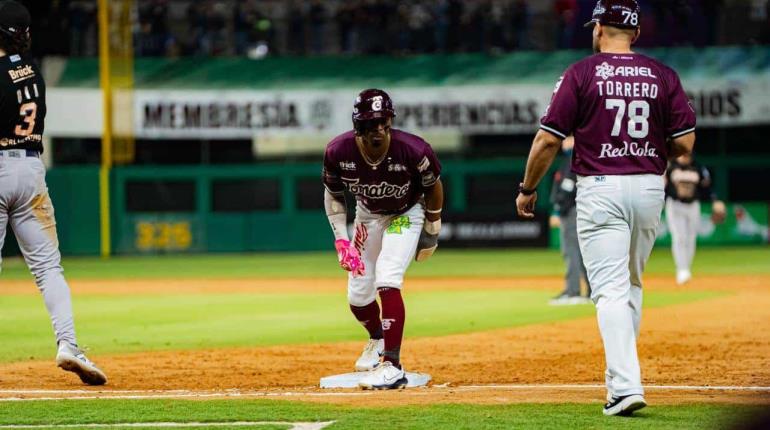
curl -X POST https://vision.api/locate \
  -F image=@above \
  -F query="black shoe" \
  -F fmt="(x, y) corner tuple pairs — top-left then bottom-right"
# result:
(603, 394), (646, 416)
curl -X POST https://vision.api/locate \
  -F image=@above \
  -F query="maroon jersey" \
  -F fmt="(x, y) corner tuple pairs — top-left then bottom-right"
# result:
(540, 52), (696, 176)
(323, 129), (441, 215)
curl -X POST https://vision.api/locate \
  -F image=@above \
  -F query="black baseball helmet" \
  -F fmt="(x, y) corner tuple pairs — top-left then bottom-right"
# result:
(585, 0), (641, 29)
(0, 0), (30, 39)
(352, 88), (395, 133)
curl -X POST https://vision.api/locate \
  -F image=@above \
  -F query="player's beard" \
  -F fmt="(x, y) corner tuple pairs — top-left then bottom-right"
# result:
(592, 24), (600, 53)
(367, 133), (389, 151)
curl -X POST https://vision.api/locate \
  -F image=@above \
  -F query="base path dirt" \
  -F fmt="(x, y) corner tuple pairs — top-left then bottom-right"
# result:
(1, 275), (769, 406)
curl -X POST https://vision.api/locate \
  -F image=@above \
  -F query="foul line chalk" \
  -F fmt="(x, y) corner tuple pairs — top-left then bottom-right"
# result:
(0, 384), (768, 403)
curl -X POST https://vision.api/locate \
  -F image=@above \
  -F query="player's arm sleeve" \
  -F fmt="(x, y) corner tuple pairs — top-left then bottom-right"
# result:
(539, 65), (580, 140)
(417, 143), (442, 188)
(322, 147), (345, 196)
(666, 71), (697, 140)
(322, 148), (348, 240)
(699, 165), (718, 202)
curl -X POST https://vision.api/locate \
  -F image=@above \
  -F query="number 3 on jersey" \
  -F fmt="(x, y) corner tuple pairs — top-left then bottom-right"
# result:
(605, 98), (649, 139)
(15, 101), (37, 137)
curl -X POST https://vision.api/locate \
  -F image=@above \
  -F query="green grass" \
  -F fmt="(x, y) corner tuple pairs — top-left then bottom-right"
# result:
(1, 246), (768, 280)
(0, 287), (719, 363)
(2, 399), (766, 430)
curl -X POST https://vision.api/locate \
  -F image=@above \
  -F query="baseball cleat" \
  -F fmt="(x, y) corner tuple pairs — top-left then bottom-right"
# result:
(56, 342), (107, 386)
(676, 270), (692, 285)
(358, 361), (407, 390)
(549, 294), (592, 306)
(603, 394), (646, 416)
(355, 338), (384, 372)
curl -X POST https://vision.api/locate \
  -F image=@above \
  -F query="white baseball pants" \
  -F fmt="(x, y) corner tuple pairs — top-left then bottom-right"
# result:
(576, 174), (665, 398)
(347, 202), (424, 307)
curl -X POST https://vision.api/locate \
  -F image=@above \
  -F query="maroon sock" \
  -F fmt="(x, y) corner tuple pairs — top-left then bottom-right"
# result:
(350, 300), (383, 339)
(378, 287), (405, 368)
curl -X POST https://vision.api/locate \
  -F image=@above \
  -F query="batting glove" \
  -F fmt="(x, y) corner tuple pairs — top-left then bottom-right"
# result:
(334, 239), (365, 277)
(415, 219), (441, 262)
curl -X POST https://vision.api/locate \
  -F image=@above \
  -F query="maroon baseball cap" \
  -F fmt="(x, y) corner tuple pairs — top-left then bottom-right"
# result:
(584, 0), (641, 29)
(0, 0), (30, 37)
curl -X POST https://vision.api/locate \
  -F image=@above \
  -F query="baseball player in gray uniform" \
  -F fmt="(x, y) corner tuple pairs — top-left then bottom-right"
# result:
(665, 154), (726, 284)
(549, 136), (592, 305)
(516, 0), (696, 416)
(0, 1), (106, 385)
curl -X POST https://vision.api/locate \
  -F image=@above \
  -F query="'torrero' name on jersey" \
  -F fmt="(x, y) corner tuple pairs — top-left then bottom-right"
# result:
(597, 81), (659, 99)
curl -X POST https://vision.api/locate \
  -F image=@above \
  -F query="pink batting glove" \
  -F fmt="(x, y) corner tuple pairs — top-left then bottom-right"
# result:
(334, 239), (365, 277)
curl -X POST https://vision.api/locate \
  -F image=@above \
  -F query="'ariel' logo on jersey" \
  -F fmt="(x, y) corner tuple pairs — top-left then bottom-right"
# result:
(387, 216), (411, 234)
(343, 178), (410, 200)
(595, 62), (615, 80)
(596, 62), (658, 80)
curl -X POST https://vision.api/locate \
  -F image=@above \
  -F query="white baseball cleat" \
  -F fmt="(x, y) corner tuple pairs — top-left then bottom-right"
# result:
(603, 394), (646, 416)
(549, 294), (592, 306)
(676, 270), (692, 285)
(358, 361), (407, 390)
(354, 338), (384, 372)
(56, 342), (107, 386)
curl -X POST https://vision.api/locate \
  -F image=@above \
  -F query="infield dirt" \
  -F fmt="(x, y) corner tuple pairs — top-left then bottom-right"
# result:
(1, 275), (768, 406)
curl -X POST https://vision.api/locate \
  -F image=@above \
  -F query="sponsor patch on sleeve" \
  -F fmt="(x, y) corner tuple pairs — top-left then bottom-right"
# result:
(417, 156), (430, 173)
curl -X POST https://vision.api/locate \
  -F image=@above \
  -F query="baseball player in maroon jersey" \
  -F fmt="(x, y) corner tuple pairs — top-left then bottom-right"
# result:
(322, 89), (444, 389)
(516, 0), (696, 416)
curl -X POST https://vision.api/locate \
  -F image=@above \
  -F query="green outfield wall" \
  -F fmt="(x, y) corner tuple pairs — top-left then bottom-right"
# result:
(29, 158), (768, 256)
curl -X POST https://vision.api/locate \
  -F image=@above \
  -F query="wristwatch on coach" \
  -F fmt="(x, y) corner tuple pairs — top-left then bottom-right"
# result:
(518, 183), (536, 196)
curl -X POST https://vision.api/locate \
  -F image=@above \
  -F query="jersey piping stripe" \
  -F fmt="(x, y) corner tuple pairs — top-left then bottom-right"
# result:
(323, 184), (344, 195)
(539, 124), (567, 139)
(422, 174), (441, 187)
(670, 127), (696, 139)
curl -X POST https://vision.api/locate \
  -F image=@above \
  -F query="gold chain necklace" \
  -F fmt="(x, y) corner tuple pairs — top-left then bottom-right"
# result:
(356, 137), (389, 167)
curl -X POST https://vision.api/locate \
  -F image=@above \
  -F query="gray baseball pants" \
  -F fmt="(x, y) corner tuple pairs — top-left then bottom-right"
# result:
(560, 206), (590, 297)
(665, 198), (700, 274)
(0, 150), (77, 346)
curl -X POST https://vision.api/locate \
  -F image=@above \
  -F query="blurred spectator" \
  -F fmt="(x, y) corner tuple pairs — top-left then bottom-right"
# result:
(650, 0), (693, 46)
(701, 0), (723, 46)
(233, 1), (256, 56)
(486, 0), (508, 53)
(286, 0), (306, 55)
(554, 0), (578, 49)
(510, 0), (530, 49)
(308, 0), (326, 54)
(335, 2), (354, 53)
(137, 0), (172, 56)
(69, 1), (96, 56)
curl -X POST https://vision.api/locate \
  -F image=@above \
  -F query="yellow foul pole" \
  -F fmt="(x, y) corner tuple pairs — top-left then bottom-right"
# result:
(98, 0), (113, 258)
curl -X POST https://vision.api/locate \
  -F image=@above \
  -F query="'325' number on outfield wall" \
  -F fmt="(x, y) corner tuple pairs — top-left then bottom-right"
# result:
(136, 221), (192, 251)
(605, 99), (649, 139)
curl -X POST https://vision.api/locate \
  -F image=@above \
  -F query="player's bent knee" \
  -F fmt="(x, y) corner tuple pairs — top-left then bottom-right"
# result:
(31, 265), (64, 288)
(348, 288), (377, 307)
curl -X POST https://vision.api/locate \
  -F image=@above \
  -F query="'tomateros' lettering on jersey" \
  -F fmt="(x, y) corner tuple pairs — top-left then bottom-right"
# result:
(344, 179), (411, 200)
(540, 53), (696, 176)
(323, 129), (441, 215)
